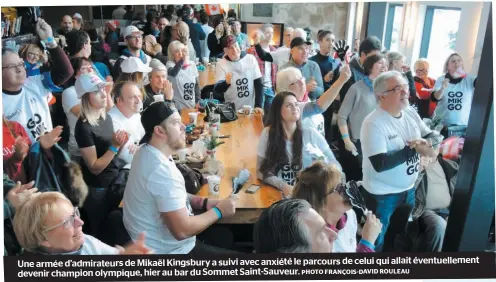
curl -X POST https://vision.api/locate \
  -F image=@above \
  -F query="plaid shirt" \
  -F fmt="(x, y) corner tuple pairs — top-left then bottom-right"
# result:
(247, 45), (278, 91)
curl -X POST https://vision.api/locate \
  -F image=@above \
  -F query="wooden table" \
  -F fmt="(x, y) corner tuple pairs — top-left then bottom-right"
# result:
(181, 108), (283, 224)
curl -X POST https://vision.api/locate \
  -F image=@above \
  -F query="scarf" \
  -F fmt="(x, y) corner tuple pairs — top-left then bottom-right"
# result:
(298, 92), (310, 103)
(363, 76), (374, 92)
(24, 61), (42, 77)
(414, 76), (434, 89)
(122, 48), (147, 64)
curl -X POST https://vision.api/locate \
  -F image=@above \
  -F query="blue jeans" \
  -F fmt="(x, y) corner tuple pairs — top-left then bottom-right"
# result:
(263, 87), (275, 114)
(362, 188), (416, 251)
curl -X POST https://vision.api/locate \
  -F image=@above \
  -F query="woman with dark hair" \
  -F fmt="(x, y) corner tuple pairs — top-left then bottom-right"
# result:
(337, 54), (387, 181)
(431, 53), (476, 137)
(257, 92), (342, 197)
(292, 162), (382, 253)
(207, 16), (229, 59)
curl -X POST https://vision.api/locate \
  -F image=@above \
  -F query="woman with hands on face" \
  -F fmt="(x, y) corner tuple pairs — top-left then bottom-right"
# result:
(166, 41), (201, 112)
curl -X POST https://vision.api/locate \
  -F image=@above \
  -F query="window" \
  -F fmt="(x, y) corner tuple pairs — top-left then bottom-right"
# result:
(419, 7), (462, 78)
(384, 4), (403, 52)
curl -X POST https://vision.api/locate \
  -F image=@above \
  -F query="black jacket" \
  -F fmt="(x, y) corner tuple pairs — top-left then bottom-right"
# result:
(413, 156), (458, 219)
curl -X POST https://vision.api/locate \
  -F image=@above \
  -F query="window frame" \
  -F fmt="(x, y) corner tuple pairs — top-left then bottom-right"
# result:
(384, 3), (403, 51)
(419, 6), (462, 58)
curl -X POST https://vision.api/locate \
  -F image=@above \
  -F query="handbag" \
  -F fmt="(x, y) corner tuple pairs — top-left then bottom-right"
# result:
(203, 101), (238, 123)
(176, 163), (206, 195)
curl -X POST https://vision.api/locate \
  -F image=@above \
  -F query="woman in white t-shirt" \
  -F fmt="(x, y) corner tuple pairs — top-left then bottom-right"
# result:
(257, 92), (342, 197)
(432, 53), (476, 135)
(293, 162), (382, 253)
(62, 57), (97, 160)
(166, 40), (200, 111)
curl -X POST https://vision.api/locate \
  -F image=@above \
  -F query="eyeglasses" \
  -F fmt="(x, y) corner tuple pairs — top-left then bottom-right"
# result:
(383, 84), (409, 94)
(2, 62), (26, 71)
(126, 35), (143, 40)
(289, 77), (305, 87)
(328, 183), (346, 196)
(43, 207), (80, 232)
(415, 69), (428, 73)
(27, 52), (41, 59)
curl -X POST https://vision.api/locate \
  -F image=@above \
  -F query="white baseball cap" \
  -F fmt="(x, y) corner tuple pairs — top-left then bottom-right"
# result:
(75, 73), (109, 98)
(149, 58), (167, 72)
(121, 57), (152, 74)
(123, 25), (143, 39)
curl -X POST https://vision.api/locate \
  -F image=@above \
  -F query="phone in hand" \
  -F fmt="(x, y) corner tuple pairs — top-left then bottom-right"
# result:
(245, 184), (261, 194)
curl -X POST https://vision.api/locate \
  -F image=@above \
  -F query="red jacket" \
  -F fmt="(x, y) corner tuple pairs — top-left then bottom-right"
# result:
(3, 120), (31, 182)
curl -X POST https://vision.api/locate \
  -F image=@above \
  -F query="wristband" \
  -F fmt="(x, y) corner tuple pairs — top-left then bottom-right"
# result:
(342, 134), (349, 139)
(202, 198), (209, 211)
(212, 207), (223, 220)
(359, 239), (375, 250)
(109, 146), (119, 154)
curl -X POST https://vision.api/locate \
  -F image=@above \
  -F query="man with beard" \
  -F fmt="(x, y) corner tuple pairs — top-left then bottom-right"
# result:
(57, 15), (73, 36)
(281, 37), (324, 101)
(122, 102), (238, 254)
(360, 71), (435, 251)
(214, 35), (263, 113)
(107, 81), (145, 167)
(112, 26), (151, 81)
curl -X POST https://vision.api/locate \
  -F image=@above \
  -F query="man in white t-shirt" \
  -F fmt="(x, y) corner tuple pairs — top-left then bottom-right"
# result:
(2, 19), (73, 142)
(123, 102), (237, 254)
(214, 35), (264, 113)
(108, 81), (145, 167)
(360, 71), (436, 251)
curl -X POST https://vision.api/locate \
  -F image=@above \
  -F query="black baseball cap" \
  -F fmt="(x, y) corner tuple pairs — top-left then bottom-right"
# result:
(290, 37), (312, 49)
(140, 101), (178, 144)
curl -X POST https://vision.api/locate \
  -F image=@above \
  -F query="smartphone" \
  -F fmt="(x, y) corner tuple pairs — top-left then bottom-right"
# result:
(245, 184), (261, 194)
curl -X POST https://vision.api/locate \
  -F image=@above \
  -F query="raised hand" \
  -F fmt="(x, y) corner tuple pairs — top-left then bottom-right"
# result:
(333, 40), (349, 62)
(338, 64), (352, 83)
(35, 19), (53, 41)
(39, 126), (63, 150)
(162, 80), (174, 100)
(12, 137), (29, 162)
(7, 181), (38, 212)
(362, 211), (382, 245)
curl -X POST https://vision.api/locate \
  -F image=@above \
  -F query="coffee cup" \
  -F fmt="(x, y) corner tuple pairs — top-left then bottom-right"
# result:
(177, 149), (187, 162)
(207, 175), (221, 196)
(243, 105), (252, 115)
(189, 112), (199, 125)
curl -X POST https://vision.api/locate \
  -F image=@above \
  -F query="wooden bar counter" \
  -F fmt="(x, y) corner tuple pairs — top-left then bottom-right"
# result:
(181, 108), (282, 224)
